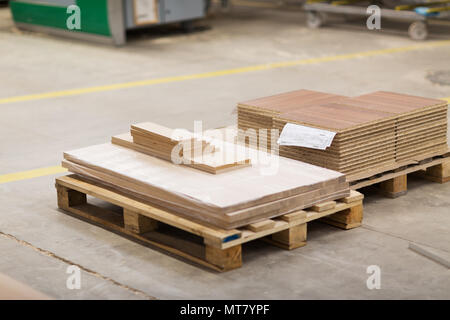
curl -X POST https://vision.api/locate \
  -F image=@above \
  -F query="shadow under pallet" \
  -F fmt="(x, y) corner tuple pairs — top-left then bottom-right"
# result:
(56, 175), (363, 272)
(349, 153), (450, 198)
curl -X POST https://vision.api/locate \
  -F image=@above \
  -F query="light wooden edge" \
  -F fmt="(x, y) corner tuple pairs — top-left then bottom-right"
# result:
(350, 156), (449, 190)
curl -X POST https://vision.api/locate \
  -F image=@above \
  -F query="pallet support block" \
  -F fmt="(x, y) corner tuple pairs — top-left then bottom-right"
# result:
(269, 223), (307, 250)
(56, 184), (86, 209)
(378, 175), (407, 198)
(424, 160), (450, 184)
(123, 209), (158, 234)
(321, 204), (363, 230)
(205, 244), (242, 271)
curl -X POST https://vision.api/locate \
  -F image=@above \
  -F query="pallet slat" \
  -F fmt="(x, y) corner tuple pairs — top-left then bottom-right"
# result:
(246, 220), (276, 232)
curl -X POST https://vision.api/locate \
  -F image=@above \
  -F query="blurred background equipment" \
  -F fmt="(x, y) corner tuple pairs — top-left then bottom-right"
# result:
(9, 0), (207, 45)
(304, 0), (450, 40)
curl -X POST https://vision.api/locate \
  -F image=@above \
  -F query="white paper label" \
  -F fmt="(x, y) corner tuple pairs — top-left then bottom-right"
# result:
(134, 0), (158, 24)
(278, 123), (336, 150)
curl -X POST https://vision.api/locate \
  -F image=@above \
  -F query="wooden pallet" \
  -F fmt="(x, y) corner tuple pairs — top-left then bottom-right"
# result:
(350, 154), (450, 198)
(55, 175), (363, 272)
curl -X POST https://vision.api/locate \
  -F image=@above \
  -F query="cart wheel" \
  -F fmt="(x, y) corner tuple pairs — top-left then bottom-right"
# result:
(306, 11), (324, 29)
(408, 21), (428, 41)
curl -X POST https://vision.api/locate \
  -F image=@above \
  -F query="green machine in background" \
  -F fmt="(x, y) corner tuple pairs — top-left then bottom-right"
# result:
(10, 0), (207, 45)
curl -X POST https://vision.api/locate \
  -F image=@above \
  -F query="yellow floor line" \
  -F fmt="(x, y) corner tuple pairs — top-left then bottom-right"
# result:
(1, 40), (450, 105)
(0, 166), (67, 184)
(443, 97), (450, 103)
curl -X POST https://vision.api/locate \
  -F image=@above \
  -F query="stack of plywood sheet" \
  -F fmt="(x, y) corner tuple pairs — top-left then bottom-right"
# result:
(130, 122), (217, 161)
(237, 90), (345, 149)
(349, 91), (448, 163)
(272, 102), (397, 176)
(237, 89), (448, 180)
(62, 142), (349, 229)
(112, 122), (250, 174)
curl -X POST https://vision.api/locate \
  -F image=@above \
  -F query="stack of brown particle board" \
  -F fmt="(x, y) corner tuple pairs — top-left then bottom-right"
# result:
(237, 90), (448, 180)
(273, 102), (397, 176)
(130, 122), (217, 161)
(349, 91), (448, 163)
(62, 125), (350, 229)
(112, 122), (250, 174)
(237, 90), (345, 149)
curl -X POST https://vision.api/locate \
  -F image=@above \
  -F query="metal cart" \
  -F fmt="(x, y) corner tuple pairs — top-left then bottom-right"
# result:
(304, 0), (450, 40)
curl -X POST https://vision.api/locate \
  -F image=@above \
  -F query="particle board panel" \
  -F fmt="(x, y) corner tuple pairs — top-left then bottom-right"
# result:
(62, 142), (349, 229)
(237, 89), (448, 177)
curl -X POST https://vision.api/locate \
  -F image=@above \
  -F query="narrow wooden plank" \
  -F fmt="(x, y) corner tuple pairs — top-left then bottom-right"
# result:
(311, 201), (336, 212)
(216, 220), (291, 249)
(246, 219), (276, 232)
(340, 190), (364, 203)
(65, 203), (124, 228)
(350, 154), (449, 189)
(305, 202), (355, 222)
(279, 210), (307, 222)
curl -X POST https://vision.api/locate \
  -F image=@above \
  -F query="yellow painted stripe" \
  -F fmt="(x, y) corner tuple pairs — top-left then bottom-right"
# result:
(0, 166), (67, 184)
(443, 96), (450, 103)
(1, 40), (450, 105)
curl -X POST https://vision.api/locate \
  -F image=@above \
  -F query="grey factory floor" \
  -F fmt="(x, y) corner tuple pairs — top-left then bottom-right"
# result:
(1, 4), (450, 300)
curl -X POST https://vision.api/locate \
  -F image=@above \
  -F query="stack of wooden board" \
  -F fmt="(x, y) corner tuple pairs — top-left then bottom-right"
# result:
(272, 102), (397, 175)
(130, 122), (217, 161)
(237, 90), (448, 179)
(237, 90), (345, 149)
(349, 91), (448, 162)
(61, 142), (350, 229)
(112, 122), (251, 174)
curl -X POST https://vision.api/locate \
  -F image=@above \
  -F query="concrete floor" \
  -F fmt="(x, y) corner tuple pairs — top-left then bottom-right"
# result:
(0, 4), (449, 299)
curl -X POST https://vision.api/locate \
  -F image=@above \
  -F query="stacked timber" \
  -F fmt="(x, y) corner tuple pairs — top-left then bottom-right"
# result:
(272, 101), (397, 176)
(237, 90), (448, 180)
(62, 140), (350, 229)
(237, 90), (345, 149)
(112, 122), (250, 174)
(349, 91), (448, 162)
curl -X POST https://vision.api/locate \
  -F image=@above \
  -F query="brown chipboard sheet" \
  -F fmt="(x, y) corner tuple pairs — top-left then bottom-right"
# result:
(237, 89), (448, 177)
(63, 143), (348, 229)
